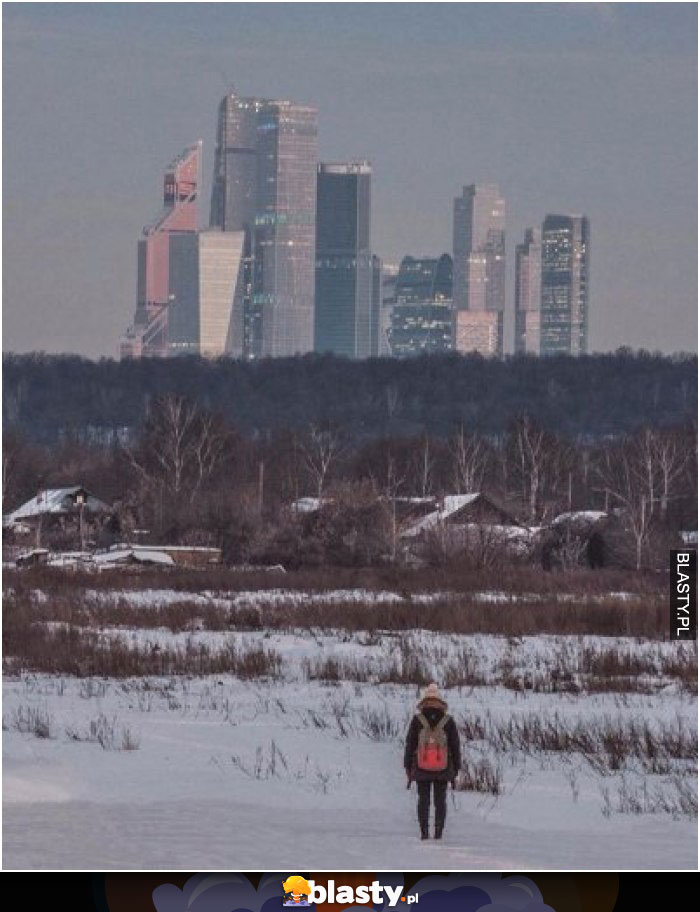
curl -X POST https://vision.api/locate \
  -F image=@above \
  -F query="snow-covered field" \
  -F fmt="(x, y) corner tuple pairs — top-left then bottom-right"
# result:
(3, 584), (697, 869)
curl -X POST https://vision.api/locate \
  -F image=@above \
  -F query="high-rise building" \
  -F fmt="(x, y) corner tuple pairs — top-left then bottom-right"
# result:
(515, 227), (542, 355)
(453, 183), (505, 356)
(121, 143), (201, 359)
(541, 215), (590, 356)
(379, 262), (399, 357)
(388, 255), (453, 357)
(168, 230), (245, 358)
(370, 254), (382, 358)
(209, 93), (318, 358)
(315, 162), (374, 359)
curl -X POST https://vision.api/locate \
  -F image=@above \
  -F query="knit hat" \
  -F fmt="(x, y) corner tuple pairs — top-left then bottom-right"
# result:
(418, 681), (447, 708)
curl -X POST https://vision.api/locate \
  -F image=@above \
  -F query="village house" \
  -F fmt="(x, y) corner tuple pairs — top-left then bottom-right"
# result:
(400, 492), (533, 564)
(3, 486), (115, 551)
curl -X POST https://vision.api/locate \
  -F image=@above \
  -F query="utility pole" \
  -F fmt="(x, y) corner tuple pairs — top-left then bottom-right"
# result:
(258, 460), (265, 517)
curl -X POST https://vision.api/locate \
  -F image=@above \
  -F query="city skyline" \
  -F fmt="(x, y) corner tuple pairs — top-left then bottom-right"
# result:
(3, 3), (696, 357)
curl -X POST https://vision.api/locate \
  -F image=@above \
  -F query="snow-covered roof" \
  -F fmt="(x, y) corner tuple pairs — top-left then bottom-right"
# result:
(291, 497), (327, 513)
(108, 544), (220, 554)
(401, 494), (482, 538)
(552, 511), (608, 526)
(93, 548), (175, 567)
(47, 552), (95, 568)
(4, 487), (110, 525)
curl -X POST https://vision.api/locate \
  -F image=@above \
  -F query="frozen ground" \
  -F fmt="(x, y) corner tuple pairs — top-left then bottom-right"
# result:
(3, 579), (696, 869)
(3, 661), (696, 869)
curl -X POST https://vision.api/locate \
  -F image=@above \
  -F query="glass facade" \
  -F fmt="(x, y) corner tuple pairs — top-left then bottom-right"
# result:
(210, 94), (318, 358)
(455, 310), (503, 357)
(315, 163), (374, 359)
(452, 184), (505, 356)
(388, 255), (454, 357)
(515, 227), (542, 355)
(541, 215), (589, 356)
(121, 143), (201, 359)
(168, 230), (245, 358)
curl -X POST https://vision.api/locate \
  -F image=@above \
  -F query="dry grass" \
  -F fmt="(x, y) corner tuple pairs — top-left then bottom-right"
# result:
(4, 572), (668, 639)
(457, 710), (697, 774)
(3, 614), (282, 679)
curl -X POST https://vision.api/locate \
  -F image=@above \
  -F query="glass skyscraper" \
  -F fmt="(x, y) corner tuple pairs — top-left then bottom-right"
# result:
(168, 231), (245, 358)
(315, 162), (374, 359)
(515, 227), (542, 355)
(540, 215), (590, 356)
(452, 183), (505, 357)
(121, 143), (201, 359)
(209, 94), (318, 358)
(388, 255), (453, 357)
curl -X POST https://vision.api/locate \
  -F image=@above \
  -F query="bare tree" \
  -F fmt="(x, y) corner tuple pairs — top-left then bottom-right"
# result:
(509, 415), (555, 524)
(451, 428), (488, 495)
(409, 435), (435, 498)
(651, 428), (690, 523)
(384, 383), (402, 420)
(595, 441), (654, 571)
(368, 451), (406, 564)
(298, 424), (343, 503)
(126, 395), (228, 504)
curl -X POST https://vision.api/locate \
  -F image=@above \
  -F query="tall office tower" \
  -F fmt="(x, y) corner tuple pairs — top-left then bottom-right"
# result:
(388, 255), (454, 357)
(370, 254), (382, 357)
(121, 143), (201, 359)
(168, 230), (245, 358)
(315, 162), (373, 359)
(515, 227), (542, 354)
(541, 215), (590, 356)
(452, 183), (505, 356)
(379, 263), (399, 356)
(209, 93), (318, 358)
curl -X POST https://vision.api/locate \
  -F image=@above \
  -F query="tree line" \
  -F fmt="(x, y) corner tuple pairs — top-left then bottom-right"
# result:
(3, 349), (696, 445)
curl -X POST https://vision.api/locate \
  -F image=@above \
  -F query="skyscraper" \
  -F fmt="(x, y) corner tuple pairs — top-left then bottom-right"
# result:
(168, 230), (245, 358)
(515, 227), (542, 355)
(541, 215), (590, 356)
(379, 262), (399, 357)
(453, 183), (505, 356)
(370, 254), (382, 358)
(121, 143), (201, 359)
(209, 93), (318, 358)
(315, 162), (374, 359)
(388, 255), (453, 357)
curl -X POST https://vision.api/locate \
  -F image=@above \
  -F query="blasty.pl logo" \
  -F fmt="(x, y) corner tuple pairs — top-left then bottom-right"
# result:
(282, 877), (417, 907)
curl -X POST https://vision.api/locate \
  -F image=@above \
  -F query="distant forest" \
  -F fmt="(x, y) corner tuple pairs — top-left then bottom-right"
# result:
(2, 349), (697, 445)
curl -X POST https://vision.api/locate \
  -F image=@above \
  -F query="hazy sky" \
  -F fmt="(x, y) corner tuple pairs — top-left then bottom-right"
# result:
(2, 2), (697, 358)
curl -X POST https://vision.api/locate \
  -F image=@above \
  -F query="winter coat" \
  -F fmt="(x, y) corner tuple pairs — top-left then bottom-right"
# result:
(404, 701), (461, 782)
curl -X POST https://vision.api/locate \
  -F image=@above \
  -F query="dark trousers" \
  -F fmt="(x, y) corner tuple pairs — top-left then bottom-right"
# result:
(416, 779), (447, 835)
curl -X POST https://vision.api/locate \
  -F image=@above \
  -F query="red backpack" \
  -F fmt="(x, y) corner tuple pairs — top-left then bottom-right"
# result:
(416, 712), (450, 772)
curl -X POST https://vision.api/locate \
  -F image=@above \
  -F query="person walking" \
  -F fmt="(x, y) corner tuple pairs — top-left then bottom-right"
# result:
(404, 682), (461, 840)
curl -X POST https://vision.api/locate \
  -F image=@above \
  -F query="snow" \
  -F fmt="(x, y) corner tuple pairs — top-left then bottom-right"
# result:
(552, 511), (608, 525)
(79, 587), (456, 610)
(4, 487), (110, 524)
(3, 580), (696, 870)
(3, 669), (695, 869)
(401, 494), (482, 537)
(291, 497), (326, 513)
(92, 549), (176, 567)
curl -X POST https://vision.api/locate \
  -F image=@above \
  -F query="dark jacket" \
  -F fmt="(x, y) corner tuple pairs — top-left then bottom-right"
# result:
(404, 703), (461, 782)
